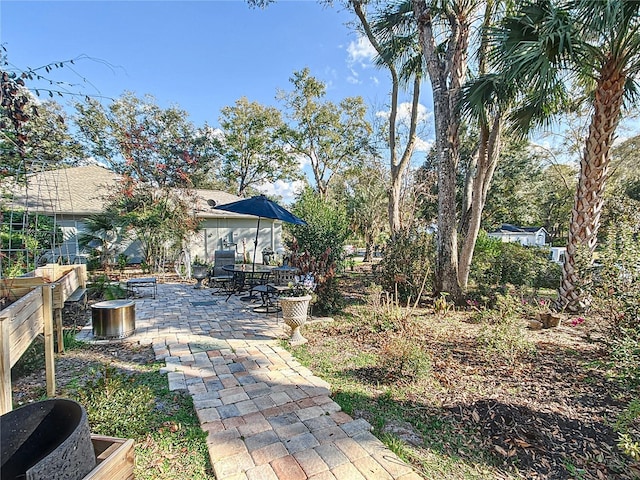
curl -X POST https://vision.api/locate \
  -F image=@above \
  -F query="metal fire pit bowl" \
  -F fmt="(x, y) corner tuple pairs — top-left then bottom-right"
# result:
(0, 398), (96, 480)
(91, 299), (136, 339)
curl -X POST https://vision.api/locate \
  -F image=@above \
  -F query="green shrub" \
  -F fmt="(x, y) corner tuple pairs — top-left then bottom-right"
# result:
(288, 188), (350, 314)
(1, 210), (63, 276)
(584, 225), (640, 385)
(87, 274), (127, 300)
(477, 314), (536, 365)
(470, 232), (561, 290)
(379, 335), (432, 382)
(378, 228), (433, 303)
(609, 328), (640, 387)
(615, 399), (640, 461)
(63, 329), (86, 351)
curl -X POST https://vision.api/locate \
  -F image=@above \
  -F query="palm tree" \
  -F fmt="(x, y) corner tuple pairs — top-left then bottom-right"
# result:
(78, 212), (122, 270)
(493, 0), (640, 309)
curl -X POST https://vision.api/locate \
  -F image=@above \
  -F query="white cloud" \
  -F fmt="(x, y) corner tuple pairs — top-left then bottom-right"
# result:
(257, 179), (305, 205)
(346, 67), (361, 85)
(376, 102), (433, 125)
(414, 137), (434, 152)
(347, 36), (376, 67)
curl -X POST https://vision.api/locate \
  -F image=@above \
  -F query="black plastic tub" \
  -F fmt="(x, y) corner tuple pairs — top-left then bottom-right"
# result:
(0, 399), (96, 480)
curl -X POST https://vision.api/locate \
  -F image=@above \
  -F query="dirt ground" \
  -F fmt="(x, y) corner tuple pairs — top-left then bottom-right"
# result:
(312, 265), (640, 480)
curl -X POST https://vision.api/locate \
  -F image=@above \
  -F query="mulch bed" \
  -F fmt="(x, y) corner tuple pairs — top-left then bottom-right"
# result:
(309, 265), (640, 479)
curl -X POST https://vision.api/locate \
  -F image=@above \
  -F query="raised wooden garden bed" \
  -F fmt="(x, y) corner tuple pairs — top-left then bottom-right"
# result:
(83, 435), (135, 480)
(0, 264), (87, 414)
(0, 286), (54, 414)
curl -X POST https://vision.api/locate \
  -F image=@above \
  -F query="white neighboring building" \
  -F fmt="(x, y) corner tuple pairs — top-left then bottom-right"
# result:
(4, 165), (285, 265)
(548, 247), (567, 264)
(487, 224), (548, 247)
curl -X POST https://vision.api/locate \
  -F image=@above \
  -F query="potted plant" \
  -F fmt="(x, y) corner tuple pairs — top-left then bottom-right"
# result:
(534, 297), (562, 328)
(191, 256), (209, 289)
(279, 274), (315, 345)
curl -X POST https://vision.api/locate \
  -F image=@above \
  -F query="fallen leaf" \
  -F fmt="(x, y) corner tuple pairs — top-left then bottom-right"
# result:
(494, 445), (508, 456)
(514, 439), (532, 448)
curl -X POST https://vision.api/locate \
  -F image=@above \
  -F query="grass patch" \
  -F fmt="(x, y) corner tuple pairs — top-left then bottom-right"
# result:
(285, 318), (511, 479)
(63, 358), (212, 479)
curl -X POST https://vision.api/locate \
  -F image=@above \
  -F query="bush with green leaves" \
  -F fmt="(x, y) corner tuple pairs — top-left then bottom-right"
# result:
(587, 225), (639, 333)
(614, 399), (640, 461)
(584, 225), (640, 386)
(1, 209), (62, 276)
(470, 232), (561, 290)
(87, 274), (127, 300)
(378, 228), (433, 303)
(287, 187), (350, 314)
(476, 299), (536, 365)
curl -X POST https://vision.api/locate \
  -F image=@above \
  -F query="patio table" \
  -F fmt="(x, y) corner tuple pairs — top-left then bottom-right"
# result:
(221, 264), (273, 301)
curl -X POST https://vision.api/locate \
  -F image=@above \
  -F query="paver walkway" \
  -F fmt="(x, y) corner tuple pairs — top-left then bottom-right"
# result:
(84, 282), (423, 480)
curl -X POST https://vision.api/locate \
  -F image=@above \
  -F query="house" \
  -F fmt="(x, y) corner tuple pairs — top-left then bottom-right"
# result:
(2, 164), (285, 265)
(548, 246), (567, 264)
(487, 224), (548, 247)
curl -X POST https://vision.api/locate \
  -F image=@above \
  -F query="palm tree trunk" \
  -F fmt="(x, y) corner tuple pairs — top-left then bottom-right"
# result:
(559, 62), (626, 309)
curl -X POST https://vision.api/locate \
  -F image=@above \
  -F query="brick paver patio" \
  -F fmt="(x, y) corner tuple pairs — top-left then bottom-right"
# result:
(81, 282), (424, 480)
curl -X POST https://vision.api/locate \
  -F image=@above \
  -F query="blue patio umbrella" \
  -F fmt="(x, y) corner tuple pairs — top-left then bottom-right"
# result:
(213, 195), (306, 269)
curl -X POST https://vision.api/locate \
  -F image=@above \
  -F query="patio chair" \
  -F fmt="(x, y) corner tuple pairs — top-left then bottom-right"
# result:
(252, 267), (299, 314)
(208, 250), (235, 294)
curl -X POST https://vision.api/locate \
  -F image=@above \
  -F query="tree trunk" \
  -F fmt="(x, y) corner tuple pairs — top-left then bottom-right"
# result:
(413, 0), (470, 301)
(363, 242), (373, 263)
(458, 116), (501, 290)
(559, 62), (626, 309)
(351, 0), (419, 236)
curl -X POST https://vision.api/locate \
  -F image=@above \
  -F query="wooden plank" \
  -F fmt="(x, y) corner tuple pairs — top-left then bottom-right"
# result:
(57, 270), (76, 304)
(52, 266), (84, 308)
(0, 314), (11, 415)
(84, 436), (135, 480)
(55, 309), (64, 354)
(8, 289), (43, 332)
(34, 264), (75, 283)
(77, 264), (88, 289)
(0, 278), (46, 288)
(91, 437), (116, 455)
(0, 277), (46, 300)
(0, 287), (34, 300)
(96, 442), (121, 462)
(43, 286), (55, 397)
(7, 289), (44, 366)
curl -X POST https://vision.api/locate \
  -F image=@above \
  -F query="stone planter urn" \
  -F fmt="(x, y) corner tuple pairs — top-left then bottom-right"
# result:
(537, 312), (562, 328)
(280, 294), (312, 345)
(192, 265), (209, 289)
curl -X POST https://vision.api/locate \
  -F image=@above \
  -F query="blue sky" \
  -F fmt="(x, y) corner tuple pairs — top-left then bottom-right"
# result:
(2, 1), (427, 127)
(2, 1), (435, 201)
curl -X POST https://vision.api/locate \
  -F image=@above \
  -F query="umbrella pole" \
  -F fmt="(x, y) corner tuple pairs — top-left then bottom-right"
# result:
(239, 217), (261, 302)
(252, 217), (261, 273)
